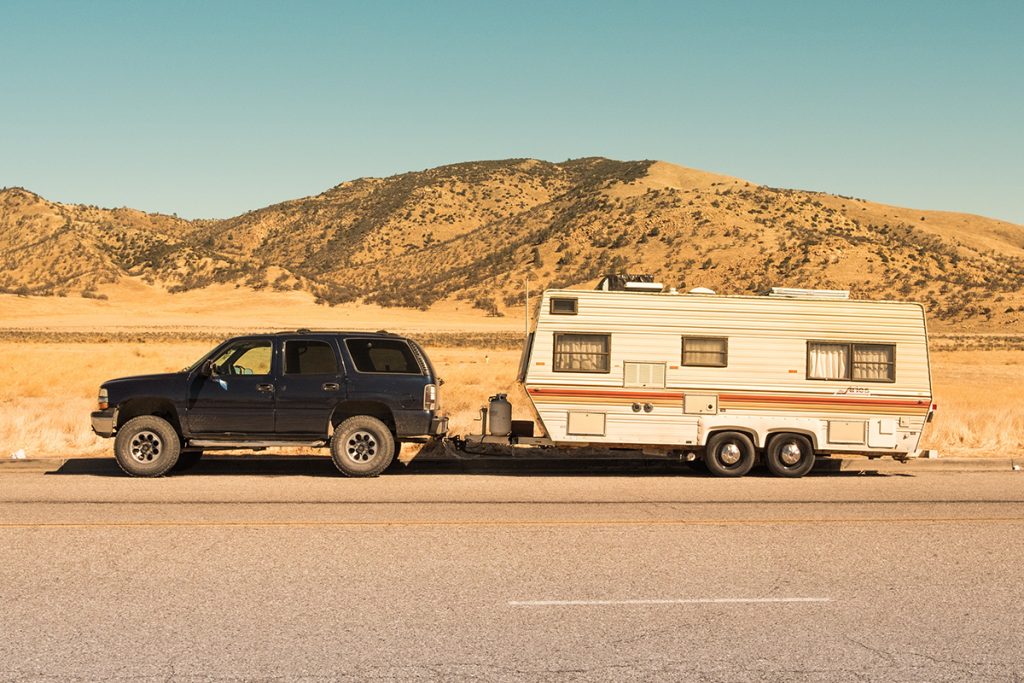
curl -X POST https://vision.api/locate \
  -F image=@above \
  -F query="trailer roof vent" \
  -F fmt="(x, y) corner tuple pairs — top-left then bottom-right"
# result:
(687, 287), (716, 295)
(768, 287), (849, 299)
(596, 274), (664, 293)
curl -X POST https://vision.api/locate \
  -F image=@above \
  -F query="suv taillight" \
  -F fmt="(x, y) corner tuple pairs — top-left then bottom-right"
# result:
(423, 384), (438, 411)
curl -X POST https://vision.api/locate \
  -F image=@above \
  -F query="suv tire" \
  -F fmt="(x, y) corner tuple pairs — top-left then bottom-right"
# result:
(330, 416), (396, 477)
(114, 415), (181, 477)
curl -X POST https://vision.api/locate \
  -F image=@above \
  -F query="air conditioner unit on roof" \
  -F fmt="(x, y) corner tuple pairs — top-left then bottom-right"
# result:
(596, 274), (664, 293)
(768, 287), (849, 299)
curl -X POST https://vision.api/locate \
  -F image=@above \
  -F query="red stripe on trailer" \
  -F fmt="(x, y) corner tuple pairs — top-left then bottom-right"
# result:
(526, 386), (928, 408)
(527, 387), (684, 400)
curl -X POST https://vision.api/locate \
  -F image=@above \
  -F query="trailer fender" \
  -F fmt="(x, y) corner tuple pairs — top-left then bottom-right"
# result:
(764, 428), (820, 451)
(703, 426), (760, 450)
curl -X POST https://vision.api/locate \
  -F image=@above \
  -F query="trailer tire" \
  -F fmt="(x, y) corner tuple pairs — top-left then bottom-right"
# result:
(114, 415), (181, 477)
(704, 432), (756, 477)
(765, 434), (815, 478)
(330, 416), (395, 477)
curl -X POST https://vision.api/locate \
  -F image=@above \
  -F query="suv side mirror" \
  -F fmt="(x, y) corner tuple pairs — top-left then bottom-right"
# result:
(200, 359), (216, 377)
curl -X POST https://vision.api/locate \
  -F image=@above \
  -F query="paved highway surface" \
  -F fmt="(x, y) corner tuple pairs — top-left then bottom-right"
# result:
(1, 457), (1022, 681)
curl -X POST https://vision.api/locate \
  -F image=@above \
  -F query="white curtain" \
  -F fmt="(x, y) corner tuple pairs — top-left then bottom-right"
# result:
(809, 343), (848, 380)
(683, 338), (726, 366)
(853, 345), (893, 381)
(555, 334), (608, 372)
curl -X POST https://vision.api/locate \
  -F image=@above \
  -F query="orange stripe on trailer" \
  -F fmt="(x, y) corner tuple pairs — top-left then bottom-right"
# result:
(528, 387), (684, 400)
(526, 387), (928, 409)
(718, 393), (928, 408)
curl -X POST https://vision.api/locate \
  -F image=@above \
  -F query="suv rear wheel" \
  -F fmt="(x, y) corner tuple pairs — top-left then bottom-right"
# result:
(114, 415), (181, 477)
(330, 416), (396, 477)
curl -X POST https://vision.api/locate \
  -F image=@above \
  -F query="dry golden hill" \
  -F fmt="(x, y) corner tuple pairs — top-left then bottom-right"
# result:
(2, 158), (1022, 330)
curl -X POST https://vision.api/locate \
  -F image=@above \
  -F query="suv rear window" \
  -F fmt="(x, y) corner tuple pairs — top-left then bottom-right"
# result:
(345, 339), (422, 374)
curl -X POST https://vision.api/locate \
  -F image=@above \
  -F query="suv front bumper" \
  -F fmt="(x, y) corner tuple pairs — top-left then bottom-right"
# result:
(90, 408), (117, 438)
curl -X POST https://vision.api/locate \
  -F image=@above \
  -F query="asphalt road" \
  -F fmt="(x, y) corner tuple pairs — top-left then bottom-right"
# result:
(1, 457), (1022, 681)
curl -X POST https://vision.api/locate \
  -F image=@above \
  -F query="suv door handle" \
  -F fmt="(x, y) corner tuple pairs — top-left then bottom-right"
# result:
(257, 383), (275, 393)
(322, 382), (340, 392)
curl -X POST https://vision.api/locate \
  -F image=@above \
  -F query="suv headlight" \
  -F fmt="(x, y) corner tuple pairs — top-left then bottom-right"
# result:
(98, 388), (109, 410)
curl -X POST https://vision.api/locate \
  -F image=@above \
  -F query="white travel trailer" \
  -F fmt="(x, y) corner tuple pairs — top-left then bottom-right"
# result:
(465, 280), (935, 477)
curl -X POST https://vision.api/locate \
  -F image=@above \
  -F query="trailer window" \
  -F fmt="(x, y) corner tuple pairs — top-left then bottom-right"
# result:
(807, 342), (896, 382)
(682, 337), (728, 367)
(553, 333), (610, 373)
(852, 344), (895, 382)
(550, 297), (578, 315)
(807, 342), (849, 380)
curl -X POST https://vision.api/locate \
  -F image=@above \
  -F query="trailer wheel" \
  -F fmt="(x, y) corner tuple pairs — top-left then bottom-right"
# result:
(704, 432), (756, 477)
(765, 434), (815, 478)
(330, 416), (395, 477)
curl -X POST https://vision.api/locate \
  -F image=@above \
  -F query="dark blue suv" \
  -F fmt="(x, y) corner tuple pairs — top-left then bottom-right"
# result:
(90, 331), (446, 477)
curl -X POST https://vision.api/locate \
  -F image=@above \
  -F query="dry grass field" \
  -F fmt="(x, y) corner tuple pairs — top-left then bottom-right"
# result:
(0, 338), (1019, 461)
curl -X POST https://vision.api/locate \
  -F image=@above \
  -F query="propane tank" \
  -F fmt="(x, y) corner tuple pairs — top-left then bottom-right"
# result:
(488, 393), (513, 437)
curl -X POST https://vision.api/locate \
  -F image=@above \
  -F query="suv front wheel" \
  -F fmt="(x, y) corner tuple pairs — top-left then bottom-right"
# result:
(330, 416), (396, 477)
(114, 415), (181, 477)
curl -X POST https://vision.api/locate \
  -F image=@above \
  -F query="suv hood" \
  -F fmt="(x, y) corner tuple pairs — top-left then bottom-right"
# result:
(103, 372), (184, 388)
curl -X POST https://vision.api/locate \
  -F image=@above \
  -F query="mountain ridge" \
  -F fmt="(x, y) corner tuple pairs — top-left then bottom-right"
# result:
(2, 158), (1022, 330)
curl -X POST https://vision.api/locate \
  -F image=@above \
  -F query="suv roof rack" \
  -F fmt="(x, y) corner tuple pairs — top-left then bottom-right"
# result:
(270, 329), (402, 337)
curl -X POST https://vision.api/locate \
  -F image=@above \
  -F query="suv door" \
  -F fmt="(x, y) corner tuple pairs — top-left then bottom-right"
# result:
(186, 338), (277, 434)
(275, 337), (345, 435)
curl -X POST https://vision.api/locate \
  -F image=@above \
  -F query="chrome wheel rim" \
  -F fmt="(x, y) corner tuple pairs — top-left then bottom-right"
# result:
(346, 431), (378, 463)
(129, 431), (162, 463)
(719, 442), (742, 466)
(780, 441), (803, 466)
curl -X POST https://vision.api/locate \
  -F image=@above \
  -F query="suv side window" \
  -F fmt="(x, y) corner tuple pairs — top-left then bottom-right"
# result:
(345, 339), (422, 374)
(211, 340), (272, 376)
(283, 340), (339, 375)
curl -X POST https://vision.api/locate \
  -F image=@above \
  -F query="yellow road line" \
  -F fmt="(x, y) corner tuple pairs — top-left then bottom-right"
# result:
(0, 517), (1022, 529)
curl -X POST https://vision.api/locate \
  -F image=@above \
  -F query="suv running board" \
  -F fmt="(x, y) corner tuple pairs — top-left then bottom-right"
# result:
(188, 439), (328, 449)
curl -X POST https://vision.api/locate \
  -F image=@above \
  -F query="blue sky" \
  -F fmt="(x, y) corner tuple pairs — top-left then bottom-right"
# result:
(1, 1), (1021, 222)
